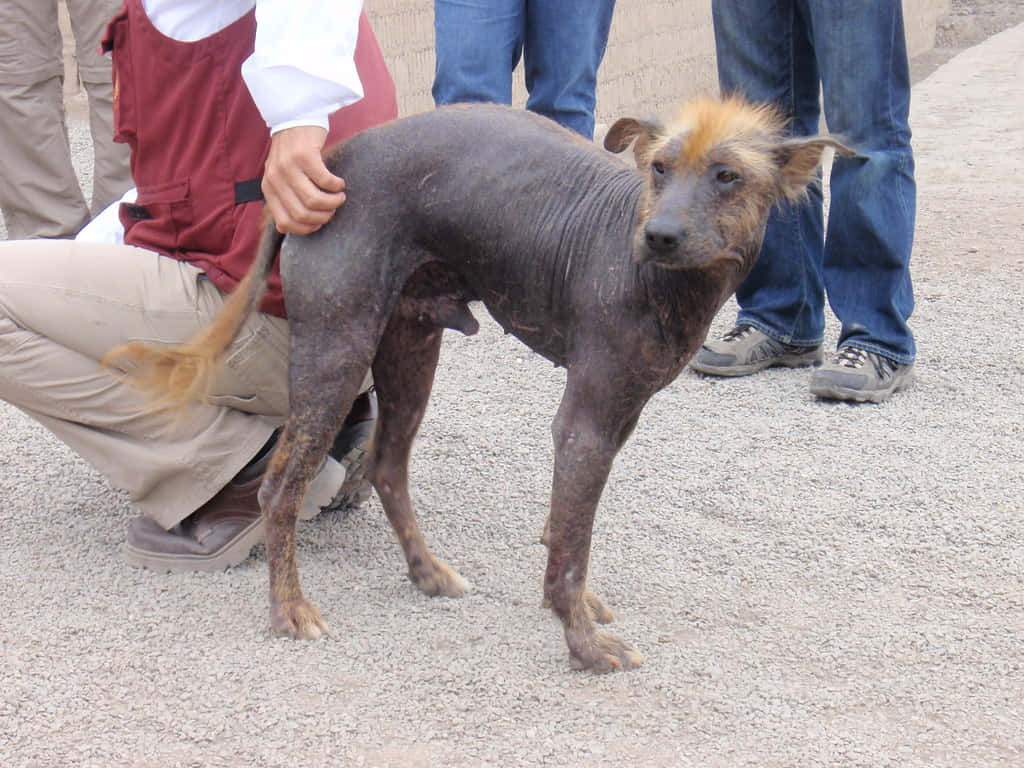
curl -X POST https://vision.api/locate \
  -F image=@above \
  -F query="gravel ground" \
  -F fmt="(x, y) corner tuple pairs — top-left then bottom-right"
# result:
(2, 17), (1023, 768)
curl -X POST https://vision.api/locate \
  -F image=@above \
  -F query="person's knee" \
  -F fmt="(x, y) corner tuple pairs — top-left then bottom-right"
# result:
(432, 0), (520, 106)
(432, 43), (515, 106)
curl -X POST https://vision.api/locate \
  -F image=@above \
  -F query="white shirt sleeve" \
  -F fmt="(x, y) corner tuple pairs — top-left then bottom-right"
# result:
(142, 0), (366, 134)
(88, 1), (366, 240)
(242, 0), (365, 134)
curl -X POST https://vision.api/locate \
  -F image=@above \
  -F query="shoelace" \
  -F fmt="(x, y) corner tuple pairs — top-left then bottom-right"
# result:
(834, 346), (869, 369)
(722, 324), (755, 342)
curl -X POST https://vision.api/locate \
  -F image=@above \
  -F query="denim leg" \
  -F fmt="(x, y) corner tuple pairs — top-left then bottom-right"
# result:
(522, 0), (616, 139)
(433, 1), (614, 138)
(432, 0), (524, 108)
(806, 0), (916, 362)
(712, 0), (826, 346)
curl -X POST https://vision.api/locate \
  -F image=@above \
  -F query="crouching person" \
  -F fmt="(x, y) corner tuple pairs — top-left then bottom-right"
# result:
(0, 0), (397, 571)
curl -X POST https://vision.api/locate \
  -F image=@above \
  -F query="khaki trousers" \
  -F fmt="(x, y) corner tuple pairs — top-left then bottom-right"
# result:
(0, 239), (292, 529)
(0, 0), (132, 239)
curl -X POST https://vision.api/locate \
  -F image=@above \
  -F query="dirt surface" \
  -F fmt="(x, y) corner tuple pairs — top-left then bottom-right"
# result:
(937, 0), (1024, 47)
(910, 0), (1024, 82)
(1, 10), (1022, 768)
(911, 7), (1024, 276)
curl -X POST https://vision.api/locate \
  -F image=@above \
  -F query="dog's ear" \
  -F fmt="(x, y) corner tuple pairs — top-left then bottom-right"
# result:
(604, 117), (664, 165)
(774, 135), (857, 199)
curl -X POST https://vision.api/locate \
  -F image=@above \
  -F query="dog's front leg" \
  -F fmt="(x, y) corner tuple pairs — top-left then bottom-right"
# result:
(543, 372), (645, 673)
(540, 518), (614, 625)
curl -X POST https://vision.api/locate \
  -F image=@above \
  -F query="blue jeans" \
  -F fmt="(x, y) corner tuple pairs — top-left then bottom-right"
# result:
(712, 0), (916, 363)
(432, 0), (616, 139)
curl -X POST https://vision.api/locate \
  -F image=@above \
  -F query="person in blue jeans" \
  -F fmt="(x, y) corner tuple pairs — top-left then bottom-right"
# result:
(691, 0), (916, 403)
(432, 0), (616, 140)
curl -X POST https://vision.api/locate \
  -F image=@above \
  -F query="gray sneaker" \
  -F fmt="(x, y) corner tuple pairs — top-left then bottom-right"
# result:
(809, 346), (914, 403)
(690, 324), (823, 377)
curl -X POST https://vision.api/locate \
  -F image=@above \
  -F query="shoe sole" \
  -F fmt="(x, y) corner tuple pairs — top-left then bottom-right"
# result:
(691, 350), (823, 377)
(122, 516), (265, 573)
(810, 370), (914, 403)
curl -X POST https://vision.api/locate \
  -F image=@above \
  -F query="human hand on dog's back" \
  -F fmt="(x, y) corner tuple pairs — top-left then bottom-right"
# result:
(262, 125), (347, 235)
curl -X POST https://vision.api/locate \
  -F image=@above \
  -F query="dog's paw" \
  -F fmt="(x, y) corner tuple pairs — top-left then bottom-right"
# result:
(409, 555), (470, 598)
(567, 629), (644, 674)
(270, 598), (329, 640)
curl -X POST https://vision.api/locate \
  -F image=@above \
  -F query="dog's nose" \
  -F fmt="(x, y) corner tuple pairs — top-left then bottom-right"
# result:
(644, 223), (685, 254)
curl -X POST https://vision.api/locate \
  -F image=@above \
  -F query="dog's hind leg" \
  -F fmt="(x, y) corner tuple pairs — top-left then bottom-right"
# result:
(263, 337), (377, 639)
(370, 314), (469, 598)
(261, 416), (339, 639)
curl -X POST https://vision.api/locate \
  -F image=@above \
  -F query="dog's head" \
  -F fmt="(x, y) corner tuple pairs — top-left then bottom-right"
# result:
(605, 95), (854, 271)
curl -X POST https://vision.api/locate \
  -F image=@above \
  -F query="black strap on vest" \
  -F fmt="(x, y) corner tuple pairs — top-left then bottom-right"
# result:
(123, 178), (263, 221)
(234, 177), (264, 204)
(123, 203), (152, 221)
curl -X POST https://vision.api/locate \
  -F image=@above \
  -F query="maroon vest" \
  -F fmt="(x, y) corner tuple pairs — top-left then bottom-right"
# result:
(103, 1), (397, 316)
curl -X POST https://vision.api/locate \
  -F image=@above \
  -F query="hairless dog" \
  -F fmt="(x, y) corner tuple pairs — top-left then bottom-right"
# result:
(110, 97), (852, 672)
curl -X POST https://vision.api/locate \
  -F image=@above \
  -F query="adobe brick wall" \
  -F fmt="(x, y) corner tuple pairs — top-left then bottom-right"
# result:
(61, 0), (951, 125)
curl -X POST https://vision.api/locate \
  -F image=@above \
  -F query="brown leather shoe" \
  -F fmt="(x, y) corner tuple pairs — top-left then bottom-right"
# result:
(123, 393), (377, 572)
(123, 475), (264, 572)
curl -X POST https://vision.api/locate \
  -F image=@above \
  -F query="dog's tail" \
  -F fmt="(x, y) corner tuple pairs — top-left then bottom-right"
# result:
(103, 217), (284, 410)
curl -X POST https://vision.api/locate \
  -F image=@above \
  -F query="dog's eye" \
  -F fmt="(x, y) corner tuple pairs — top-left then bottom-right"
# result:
(652, 161), (666, 176)
(716, 169), (740, 185)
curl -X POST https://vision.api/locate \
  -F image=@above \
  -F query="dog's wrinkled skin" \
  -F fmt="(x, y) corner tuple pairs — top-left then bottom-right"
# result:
(109, 98), (852, 672)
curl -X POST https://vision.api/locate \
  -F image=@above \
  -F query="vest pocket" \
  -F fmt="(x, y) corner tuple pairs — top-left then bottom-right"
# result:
(119, 179), (189, 255)
(119, 178), (233, 257)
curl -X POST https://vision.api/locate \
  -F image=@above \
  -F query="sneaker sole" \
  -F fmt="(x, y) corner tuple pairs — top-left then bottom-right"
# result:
(810, 371), (914, 403)
(299, 456), (348, 521)
(122, 516), (265, 573)
(691, 350), (823, 377)
(323, 420), (375, 513)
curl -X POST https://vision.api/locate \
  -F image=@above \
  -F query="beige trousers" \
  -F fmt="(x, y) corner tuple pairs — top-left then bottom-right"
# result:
(0, 0), (132, 239)
(0, 239), (294, 529)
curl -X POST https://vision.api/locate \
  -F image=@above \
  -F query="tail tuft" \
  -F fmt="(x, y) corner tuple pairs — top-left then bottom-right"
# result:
(103, 218), (283, 413)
